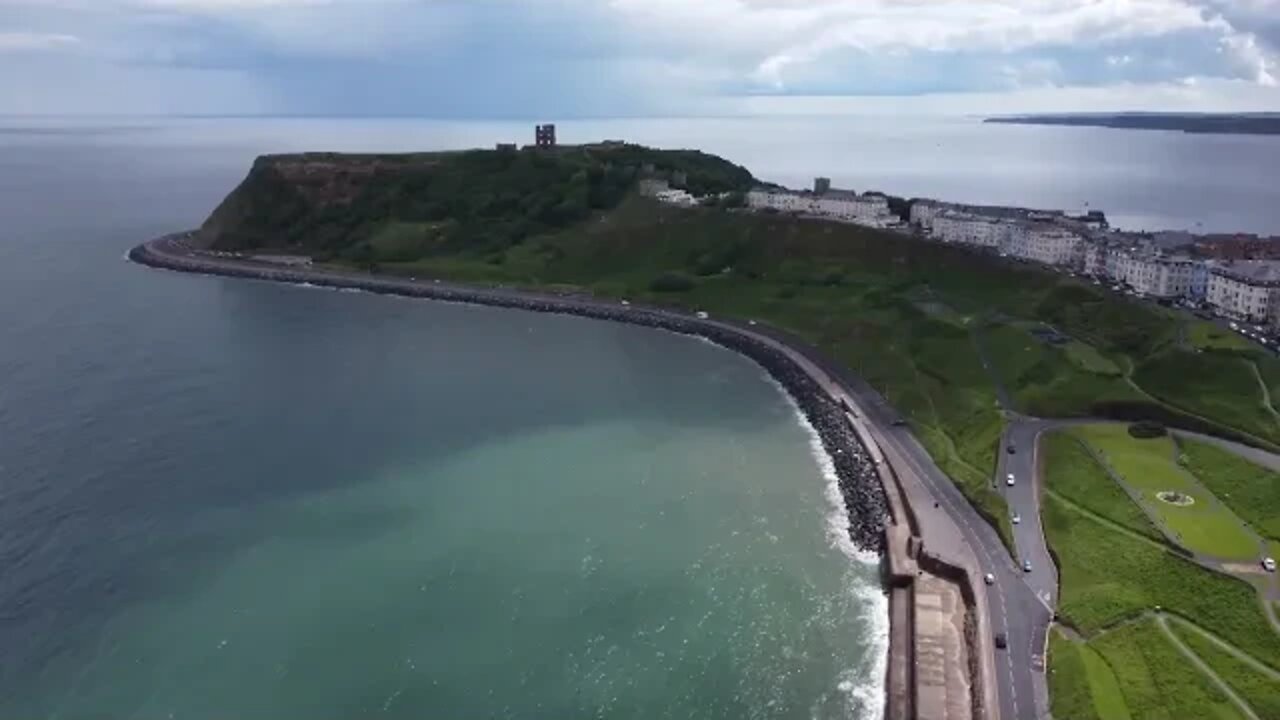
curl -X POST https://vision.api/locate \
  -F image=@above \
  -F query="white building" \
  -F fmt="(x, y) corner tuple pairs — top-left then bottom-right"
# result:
(654, 188), (697, 207)
(1207, 262), (1280, 324)
(1008, 224), (1083, 267)
(813, 190), (890, 222)
(1116, 255), (1200, 298)
(748, 186), (892, 226)
(910, 200), (945, 230)
(747, 188), (810, 214)
(931, 211), (1008, 249)
(1083, 243), (1107, 276)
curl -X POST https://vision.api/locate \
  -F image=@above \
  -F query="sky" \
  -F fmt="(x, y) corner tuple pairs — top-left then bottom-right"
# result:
(2, 0), (1279, 116)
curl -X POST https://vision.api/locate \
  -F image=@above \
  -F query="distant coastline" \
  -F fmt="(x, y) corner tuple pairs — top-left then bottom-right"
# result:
(984, 112), (1280, 136)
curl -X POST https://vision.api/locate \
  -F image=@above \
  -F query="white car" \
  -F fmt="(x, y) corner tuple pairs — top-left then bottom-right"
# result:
(1264, 557), (1276, 573)
(695, 311), (709, 320)
(620, 300), (630, 306)
(1006, 473), (1016, 487)
(1012, 514), (1021, 525)
(984, 573), (995, 586)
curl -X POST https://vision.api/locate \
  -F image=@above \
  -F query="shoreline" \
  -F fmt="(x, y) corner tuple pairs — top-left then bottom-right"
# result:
(130, 232), (1010, 719)
(130, 234), (891, 553)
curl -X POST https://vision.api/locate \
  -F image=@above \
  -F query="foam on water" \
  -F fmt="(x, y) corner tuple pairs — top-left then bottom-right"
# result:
(769, 380), (888, 720)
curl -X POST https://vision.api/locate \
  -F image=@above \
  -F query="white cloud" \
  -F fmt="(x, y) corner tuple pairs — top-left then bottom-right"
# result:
(0, 0), (1276, 114)
(0, 31), (79, 51)
(606, 0), (1279, 91)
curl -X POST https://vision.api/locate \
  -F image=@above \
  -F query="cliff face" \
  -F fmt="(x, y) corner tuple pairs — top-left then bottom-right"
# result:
(197, 145), (755, 262)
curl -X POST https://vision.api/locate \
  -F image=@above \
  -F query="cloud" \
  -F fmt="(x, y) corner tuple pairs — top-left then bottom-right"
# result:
(0, 0), (1276, 114)
(0, 31), (79, 51)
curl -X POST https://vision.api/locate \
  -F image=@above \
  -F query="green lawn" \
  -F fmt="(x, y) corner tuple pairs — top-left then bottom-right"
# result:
(1042, 493), (1280, 669)
(1049, 629), (1132, 720)
(1189, 322), (1258, 353)
(1042, 432), (1166, 543)
(1178, 438), (1280, 542)
(1092, 619), (1246, 720)
(981, 325), (1144, 417)
(1065, 339), (1123, 375)
(1134, 350), (1280, 447)
(1072, 425), (1260, 560)
(1170, 619), (1280, 720)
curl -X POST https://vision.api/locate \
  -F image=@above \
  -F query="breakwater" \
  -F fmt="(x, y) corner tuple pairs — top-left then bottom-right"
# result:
(130, 236), (890, 552)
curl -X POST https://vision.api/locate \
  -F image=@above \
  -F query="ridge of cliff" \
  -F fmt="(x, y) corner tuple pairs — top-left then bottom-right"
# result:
(197, 144), (755, 262)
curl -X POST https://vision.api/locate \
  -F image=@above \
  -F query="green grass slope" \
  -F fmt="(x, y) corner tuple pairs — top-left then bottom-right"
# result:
(1042, 493), (1280, 669)
(1170, 621), (1280, 720)
(1042, 432), (1165, 543)
(1071, 426), (1260, 560)
(1179, 438), (1280, 543)
(1091, 620), (1245, 720)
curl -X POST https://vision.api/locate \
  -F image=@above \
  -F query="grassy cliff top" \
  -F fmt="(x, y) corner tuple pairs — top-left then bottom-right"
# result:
(198, 143), (755, 261)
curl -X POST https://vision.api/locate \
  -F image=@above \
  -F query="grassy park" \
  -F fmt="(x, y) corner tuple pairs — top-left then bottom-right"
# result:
(1090, 619), (1246, 720)
(1040, 433), (1165, 543)
(1178, 438), (1280, 544)
(1043, 426), (1280, 718)
(1071, 425), (1260, 560)
(1169, 619), (1280, 720)
(1048, 629), (1131, 720)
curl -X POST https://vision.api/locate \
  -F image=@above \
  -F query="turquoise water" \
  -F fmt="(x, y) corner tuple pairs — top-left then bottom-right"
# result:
(3, 288), (887, 718)
(0, 117), (887, 717)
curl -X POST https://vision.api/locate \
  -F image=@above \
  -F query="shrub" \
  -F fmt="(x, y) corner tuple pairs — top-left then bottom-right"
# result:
(1128, 421), (1168, 439)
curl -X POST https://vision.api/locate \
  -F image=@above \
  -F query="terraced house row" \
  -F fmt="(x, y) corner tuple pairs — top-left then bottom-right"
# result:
(910, 197), (1280, 327)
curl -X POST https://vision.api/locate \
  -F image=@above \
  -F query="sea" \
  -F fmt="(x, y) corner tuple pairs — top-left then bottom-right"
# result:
(1, 115), (1279, 720)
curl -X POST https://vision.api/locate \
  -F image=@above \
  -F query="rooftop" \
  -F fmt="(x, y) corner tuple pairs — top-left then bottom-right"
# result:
(1212, 260), (1280, 285)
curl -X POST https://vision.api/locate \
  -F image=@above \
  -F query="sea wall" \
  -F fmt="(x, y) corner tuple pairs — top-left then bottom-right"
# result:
(131, 237), (890, 551)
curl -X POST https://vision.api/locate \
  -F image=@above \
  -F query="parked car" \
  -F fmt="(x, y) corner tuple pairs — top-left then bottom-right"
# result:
(695, 311), (709, 320)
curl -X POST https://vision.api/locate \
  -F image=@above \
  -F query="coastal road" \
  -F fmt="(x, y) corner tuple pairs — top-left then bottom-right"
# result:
(740, 322), (1053, 720)
(137, 235), (1053, 719)
(998, 419), (1059, 610)
(833, 383), (1053, 720)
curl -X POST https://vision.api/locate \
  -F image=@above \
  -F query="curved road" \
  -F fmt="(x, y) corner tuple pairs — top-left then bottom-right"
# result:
(137, 235), (1053, 719)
